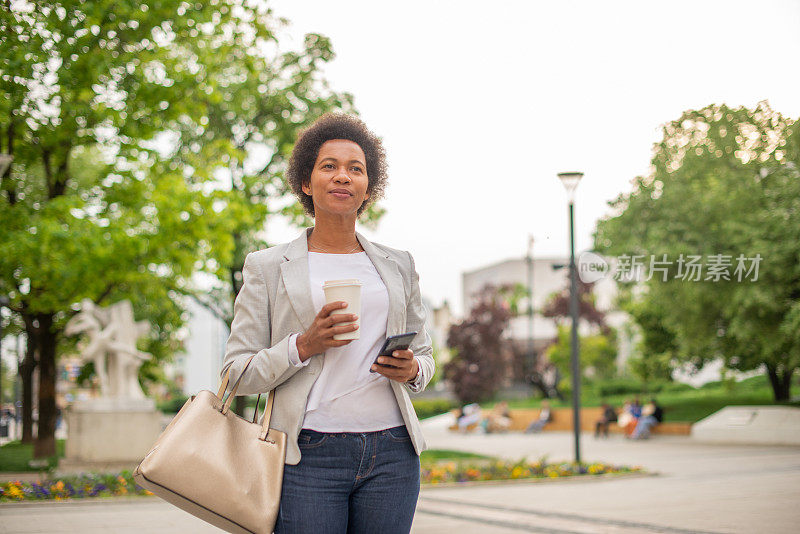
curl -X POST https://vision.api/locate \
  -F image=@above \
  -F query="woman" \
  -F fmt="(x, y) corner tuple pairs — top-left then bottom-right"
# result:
(220, 113), (435, 533)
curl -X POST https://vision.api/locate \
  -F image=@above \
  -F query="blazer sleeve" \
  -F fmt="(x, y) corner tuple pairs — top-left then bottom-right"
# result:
(402, 251), (435, 394)
(220, 252), (302, 396)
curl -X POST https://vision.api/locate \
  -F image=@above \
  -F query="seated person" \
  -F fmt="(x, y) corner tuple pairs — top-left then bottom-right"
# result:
(631, 399), (664, 439)
(617, 400), (636, 436)
(595, 402), (617, 438)
(483, 401), (512, 433)
(524, 399), (552, 433)
(456, 403), (482, 432)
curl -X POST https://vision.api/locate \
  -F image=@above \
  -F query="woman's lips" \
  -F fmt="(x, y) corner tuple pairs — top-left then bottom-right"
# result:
(329, 190), (352, 199)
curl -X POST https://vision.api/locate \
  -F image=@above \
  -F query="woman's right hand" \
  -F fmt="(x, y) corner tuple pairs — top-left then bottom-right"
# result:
(295, 301), (359, 362)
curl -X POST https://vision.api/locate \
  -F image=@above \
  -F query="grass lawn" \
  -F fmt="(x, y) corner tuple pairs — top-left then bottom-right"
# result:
(0, 440), (65, 472)
(496, 374), (799, 422)
(420, 449), (492, 463)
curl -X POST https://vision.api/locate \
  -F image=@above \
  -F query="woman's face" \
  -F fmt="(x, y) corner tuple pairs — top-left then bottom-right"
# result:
(302, 139), (370, 219)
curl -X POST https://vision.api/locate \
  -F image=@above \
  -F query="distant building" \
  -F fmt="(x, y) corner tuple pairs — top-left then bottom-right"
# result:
(461, 255), (634, 380)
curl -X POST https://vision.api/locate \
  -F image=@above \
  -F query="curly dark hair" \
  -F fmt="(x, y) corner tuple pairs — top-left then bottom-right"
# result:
(286, 113), (388, 217)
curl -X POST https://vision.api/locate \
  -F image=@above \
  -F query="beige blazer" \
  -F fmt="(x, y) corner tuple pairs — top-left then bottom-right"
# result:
(220, 228), (435, 465)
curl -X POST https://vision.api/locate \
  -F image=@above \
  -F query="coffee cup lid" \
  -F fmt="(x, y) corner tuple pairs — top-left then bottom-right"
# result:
(322, 279), (362, 288)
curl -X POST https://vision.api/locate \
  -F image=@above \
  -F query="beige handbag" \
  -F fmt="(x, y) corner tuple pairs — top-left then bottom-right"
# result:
(134, 354), (286, 534)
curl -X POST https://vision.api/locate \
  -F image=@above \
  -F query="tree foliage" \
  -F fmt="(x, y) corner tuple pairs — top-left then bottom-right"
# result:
(544, 324), (618, 381)
(444, 284), (514, 404)
(594, 101), (800, 401)
(0, 0), (364, 456)
(616, 286), (677, 385)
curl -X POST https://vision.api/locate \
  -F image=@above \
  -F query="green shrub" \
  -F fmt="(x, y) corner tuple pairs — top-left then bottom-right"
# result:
(589, 377), (695, 398)
(412, 399), (457, 420)
(593, 377), (647, 397)
(156, 395), (190, 414)
(658, 381), (695, 393)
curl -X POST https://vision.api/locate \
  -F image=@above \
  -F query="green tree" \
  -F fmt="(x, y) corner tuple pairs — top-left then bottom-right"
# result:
(544, 325), (618, 381)
(595, 101), (799, 401)
(0, 1), (367, 457)
(616, 286), (676, 385)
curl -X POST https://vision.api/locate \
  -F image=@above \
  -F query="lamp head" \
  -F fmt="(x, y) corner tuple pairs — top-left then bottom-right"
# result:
(557, 171), (584, 202)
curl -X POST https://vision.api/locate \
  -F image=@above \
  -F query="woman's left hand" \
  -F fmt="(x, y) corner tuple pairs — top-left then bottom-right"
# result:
(371, 349), (419, 383)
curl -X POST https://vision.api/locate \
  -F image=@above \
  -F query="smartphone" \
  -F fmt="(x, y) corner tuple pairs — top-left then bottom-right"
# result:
(370, 331), (418, 373)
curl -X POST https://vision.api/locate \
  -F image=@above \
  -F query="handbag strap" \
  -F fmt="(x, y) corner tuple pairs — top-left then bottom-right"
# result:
(216, 354), (277, 442)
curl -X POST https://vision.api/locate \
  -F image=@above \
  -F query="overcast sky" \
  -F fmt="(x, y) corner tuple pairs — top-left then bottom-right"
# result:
(264, 0), (800, 316)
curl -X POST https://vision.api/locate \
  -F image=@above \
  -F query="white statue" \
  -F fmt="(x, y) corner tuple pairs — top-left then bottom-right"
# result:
(66, 299), (152, 400)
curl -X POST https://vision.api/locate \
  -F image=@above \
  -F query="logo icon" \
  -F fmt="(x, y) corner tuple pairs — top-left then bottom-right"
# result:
(578, 251), (609, 283)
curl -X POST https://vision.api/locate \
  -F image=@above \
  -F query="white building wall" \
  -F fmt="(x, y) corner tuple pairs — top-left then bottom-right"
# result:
(178, 299), (227, 394)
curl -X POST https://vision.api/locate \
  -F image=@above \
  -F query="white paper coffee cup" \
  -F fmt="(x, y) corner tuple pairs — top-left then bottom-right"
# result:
(322, 279), (362, 340)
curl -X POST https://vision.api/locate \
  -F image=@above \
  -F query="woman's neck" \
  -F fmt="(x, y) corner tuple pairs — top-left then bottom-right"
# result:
(308, 216), (360, 252)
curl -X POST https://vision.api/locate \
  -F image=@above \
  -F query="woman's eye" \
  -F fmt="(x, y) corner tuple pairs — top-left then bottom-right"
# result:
(323, 163), (334, 169)
(351, 166), (363, 173)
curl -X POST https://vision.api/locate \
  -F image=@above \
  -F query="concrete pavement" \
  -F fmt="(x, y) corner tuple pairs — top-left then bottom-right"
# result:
(1, 414), (798, 533)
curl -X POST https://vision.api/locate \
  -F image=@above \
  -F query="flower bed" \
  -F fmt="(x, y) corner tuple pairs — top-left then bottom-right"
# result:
(420, 457), (642, 485)
(1, 459), (643, 501)
(0, 470), (152, 501)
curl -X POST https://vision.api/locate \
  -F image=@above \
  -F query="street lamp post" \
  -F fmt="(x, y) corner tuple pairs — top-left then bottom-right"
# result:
(526, 235), (535, 378)
(557, 171), (584, 466)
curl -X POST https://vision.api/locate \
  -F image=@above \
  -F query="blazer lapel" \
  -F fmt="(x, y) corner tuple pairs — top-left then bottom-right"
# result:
(357, 231), (405, 337)
(280, 228), (316, 331)
(279, 227), (405, 336)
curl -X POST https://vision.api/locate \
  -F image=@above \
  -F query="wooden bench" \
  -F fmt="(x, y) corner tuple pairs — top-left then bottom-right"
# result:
(448, 407), (691, 435)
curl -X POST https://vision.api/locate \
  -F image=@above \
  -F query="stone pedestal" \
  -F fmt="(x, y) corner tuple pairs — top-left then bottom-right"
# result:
(59, 398), (164, 474)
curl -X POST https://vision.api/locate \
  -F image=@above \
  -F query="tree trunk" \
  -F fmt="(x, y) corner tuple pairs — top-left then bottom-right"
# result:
(766, 363), (794, 402)
(20, 321), (38, 444)
(33, 313), (58, 458)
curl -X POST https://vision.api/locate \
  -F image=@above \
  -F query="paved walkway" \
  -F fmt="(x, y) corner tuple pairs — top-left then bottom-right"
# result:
(2, 414), (798, 533)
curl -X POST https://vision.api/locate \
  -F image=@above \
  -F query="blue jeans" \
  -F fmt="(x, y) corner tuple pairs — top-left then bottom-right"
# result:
(274, 425), (420, 534)
(632, 415), (658, 438)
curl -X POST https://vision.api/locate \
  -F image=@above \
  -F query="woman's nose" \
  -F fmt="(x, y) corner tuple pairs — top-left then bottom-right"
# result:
(334, 170), (351, 183)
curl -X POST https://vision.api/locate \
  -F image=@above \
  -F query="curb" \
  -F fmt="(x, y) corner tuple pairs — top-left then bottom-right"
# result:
(0, 495), (161, 507)
(421, 469), (658, 489)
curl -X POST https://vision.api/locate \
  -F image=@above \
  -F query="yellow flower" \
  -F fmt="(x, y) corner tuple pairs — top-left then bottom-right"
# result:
(511, 467), (523, 479)
(5, 485), (23, 499)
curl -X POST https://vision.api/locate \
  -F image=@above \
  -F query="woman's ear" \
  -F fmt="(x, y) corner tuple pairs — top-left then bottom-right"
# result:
(302, 181), (312, 196)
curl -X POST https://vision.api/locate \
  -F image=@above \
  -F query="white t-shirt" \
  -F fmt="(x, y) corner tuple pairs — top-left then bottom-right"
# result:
(288, 251), (406, 432)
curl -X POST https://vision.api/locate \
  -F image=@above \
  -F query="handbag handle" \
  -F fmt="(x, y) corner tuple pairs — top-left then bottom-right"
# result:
(216, 354), (276, 442)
